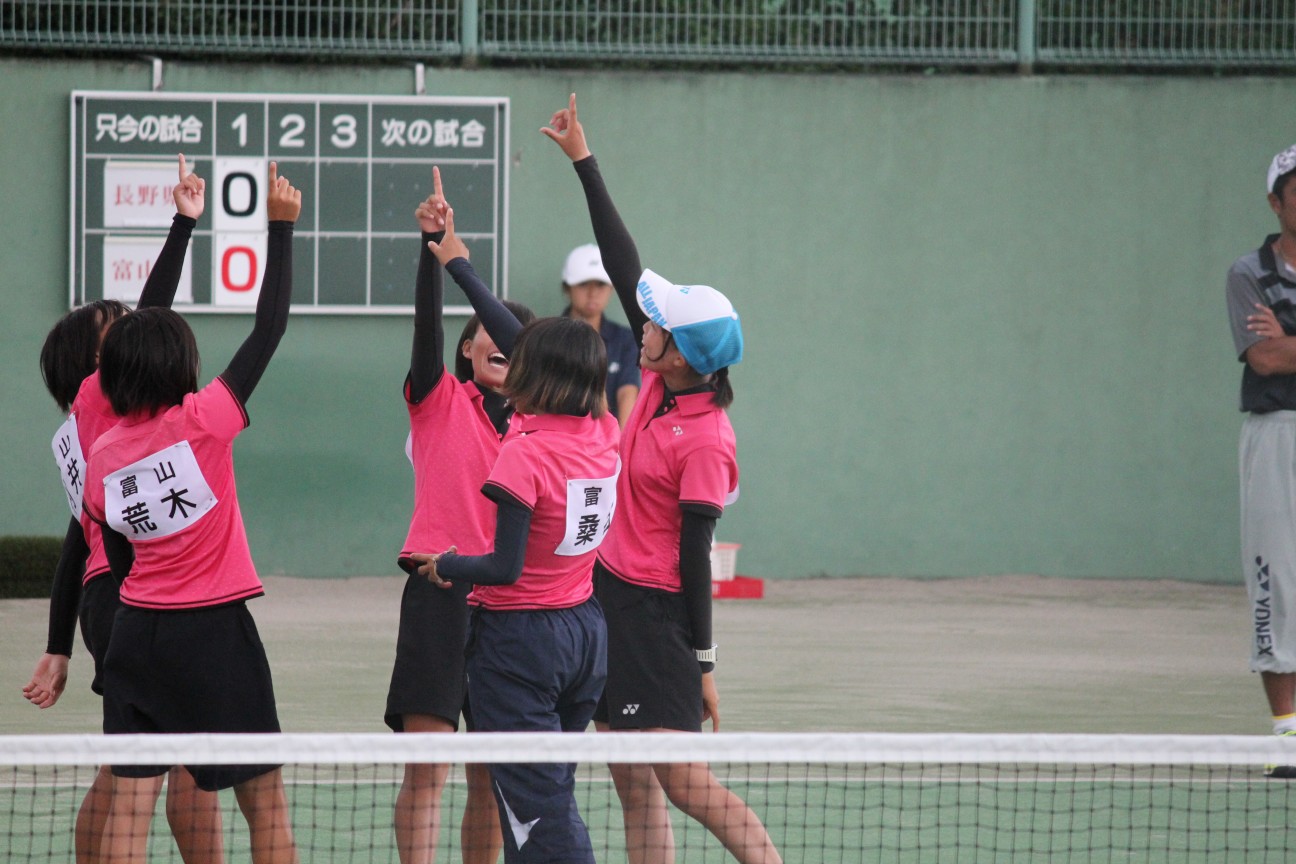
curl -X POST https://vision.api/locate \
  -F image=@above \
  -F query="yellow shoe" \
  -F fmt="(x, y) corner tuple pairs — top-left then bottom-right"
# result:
(1264, 730), (1296, 779)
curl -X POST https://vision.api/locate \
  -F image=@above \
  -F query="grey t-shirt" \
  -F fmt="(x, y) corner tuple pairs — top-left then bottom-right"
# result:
(1226, 234), (1296, 412)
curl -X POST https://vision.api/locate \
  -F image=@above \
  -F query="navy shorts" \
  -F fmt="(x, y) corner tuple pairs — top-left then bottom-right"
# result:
(78, 573), (120, 697)
(593, 565), (703, 732)
(385, 569), (473, 731)
(103, 603), (282, 791)
(467, 599), (606, 864)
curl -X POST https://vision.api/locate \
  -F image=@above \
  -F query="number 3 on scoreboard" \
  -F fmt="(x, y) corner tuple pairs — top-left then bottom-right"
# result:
(213, 157), (268, 307)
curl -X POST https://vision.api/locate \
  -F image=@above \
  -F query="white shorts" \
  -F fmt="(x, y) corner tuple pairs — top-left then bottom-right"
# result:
(1239, 412), (1296, 672)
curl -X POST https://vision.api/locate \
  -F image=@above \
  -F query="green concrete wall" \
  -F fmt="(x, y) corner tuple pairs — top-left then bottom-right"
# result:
(1, 58), (1281, 581)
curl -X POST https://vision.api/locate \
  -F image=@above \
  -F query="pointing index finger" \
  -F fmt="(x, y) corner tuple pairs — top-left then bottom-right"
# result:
(432, 166), (443, 199)
(178, 153), (189, 179)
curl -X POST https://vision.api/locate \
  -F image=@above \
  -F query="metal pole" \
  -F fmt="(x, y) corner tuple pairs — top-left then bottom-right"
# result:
(1017, 0), (1036, 74)
(461, 0), (479, 66)
(140, 56), (164, 91)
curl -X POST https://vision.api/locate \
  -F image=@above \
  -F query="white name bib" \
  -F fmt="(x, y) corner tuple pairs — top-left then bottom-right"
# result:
(51, 415), (87, 520)
(554, 460), (619, 557)
(103, 441), (217, 540)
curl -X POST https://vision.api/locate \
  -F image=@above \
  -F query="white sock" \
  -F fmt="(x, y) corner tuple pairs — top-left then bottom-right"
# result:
(1273, 714), (1296, 734)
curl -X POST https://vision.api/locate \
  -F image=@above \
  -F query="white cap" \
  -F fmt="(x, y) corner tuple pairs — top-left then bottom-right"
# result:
(635, 269), (743, 375)
(561, 243), (611, 286)
(1269, 144), (1296, 194)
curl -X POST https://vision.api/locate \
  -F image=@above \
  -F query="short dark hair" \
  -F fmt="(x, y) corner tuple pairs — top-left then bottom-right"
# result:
(1276, 169), (1296, 202)
(98, 307), (200, 417)
(39, 299), (130, 412)
(504, 316), (608, 418)
(454, 300), (536, 383)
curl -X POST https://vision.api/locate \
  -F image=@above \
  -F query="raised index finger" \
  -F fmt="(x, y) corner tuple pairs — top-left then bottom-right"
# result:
(432, 166), (443, 199)
(568, 92), (578, 123)
(268, 160), (279, 186)
(178, 152), (189, 179)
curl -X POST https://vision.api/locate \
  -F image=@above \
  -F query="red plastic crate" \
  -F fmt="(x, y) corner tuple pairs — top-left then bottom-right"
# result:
(712, 575), (764, 599)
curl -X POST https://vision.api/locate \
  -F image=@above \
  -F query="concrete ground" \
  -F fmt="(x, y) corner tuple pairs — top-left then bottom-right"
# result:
(0, 574), (1264, 736)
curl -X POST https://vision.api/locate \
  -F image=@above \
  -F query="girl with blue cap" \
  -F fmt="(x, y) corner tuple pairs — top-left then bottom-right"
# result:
(543, 94), (781, 864)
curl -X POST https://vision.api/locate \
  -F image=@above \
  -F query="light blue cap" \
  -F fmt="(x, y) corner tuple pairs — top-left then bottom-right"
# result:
(636, 269), (743, 375)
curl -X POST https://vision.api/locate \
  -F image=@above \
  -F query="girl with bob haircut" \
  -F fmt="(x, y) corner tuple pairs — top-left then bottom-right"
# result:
(39, 299), (129, 412)
(27, 154), (224, 864)
(386, 168), (535, 864)
(543, 94), (782, 864)
(83, 162), (302, 864)
(412, 206), (620, 864)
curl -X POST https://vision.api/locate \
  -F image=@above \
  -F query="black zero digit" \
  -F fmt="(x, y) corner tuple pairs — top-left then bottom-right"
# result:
(222, 172), (258, 217)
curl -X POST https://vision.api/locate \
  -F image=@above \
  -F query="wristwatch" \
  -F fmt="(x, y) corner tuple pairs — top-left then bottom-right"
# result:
(695, 644), (718, 664)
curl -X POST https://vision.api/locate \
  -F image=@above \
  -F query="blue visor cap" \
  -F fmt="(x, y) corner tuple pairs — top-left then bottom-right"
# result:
(636, 269), (743, 375)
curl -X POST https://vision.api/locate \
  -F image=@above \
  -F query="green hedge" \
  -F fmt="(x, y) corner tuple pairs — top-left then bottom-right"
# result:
(0, 536), (61, 600)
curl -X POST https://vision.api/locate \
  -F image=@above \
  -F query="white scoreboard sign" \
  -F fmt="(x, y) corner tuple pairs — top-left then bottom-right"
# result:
(71, 91), (509, 314)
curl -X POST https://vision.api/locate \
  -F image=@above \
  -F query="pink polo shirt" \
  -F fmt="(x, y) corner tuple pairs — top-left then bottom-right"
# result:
(470, 412), (620, 611)
(400, 374), (507, 566)
(55, 371), (119, 585)
(597, 369), (739, 592)
(84, 378), (262, 610)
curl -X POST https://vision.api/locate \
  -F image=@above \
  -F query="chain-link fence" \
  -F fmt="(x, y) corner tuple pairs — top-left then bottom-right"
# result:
(1036, 1), (1296, 67)
(2, 1), (1293, 69)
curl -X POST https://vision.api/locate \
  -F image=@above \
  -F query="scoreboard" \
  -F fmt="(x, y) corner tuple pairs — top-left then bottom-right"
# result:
(70, 91), (509, 314)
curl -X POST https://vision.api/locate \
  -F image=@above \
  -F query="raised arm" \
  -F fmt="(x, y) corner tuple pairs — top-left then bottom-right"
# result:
(429, 207), (523, 359)
(219, 162), (301, 405)
(137, 153), (205, 310)
(408, 166), (449, 402)
(542, 93), (648, 346)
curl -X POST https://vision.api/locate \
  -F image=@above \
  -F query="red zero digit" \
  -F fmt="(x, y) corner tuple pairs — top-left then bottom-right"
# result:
(221, 246), (258, 292)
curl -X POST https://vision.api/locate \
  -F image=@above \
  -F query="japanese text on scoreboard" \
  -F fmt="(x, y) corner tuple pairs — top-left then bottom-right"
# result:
(71, 91), (509, 314)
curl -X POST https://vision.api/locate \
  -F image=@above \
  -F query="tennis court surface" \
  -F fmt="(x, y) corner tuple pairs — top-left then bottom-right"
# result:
(3, 575), (1289, 861)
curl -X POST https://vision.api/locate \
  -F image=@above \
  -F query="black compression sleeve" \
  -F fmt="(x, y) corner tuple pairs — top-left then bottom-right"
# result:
(434, 496), (531, 586)
(136, 214), (197, 310)
(219, 221), (294, 405)
(99, 523), (134, 588)
(572, 155), (649, 346)
(680, 508), (718, 673)
(444, 257), (522, 358)
(45, 517), (88, 657)
(408, 230), (447, 403)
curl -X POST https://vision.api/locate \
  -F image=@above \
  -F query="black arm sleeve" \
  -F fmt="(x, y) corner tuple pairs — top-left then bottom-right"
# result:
(572, 155), (649, 347)
(408, 230), (447, 404)
(45, 517), (88, 657)
(434, 496), (531, 586)
(219, 221), (294, 405)
(99, 522), (134, 588)
(679, 508), (718, 673)
(135, 214), (197, 310)
(444, 257), (523, 359)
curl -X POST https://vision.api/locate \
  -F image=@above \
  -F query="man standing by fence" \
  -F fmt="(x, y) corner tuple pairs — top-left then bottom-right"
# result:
(1226, 143), (1296, 777)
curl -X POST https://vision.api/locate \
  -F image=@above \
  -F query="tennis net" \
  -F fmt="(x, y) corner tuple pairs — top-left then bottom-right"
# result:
(3, 732), (1294, 862)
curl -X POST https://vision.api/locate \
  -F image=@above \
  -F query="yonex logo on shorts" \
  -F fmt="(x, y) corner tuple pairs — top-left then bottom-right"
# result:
(1254, 556), (1275, 657)
(622, 704), (640, 715)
